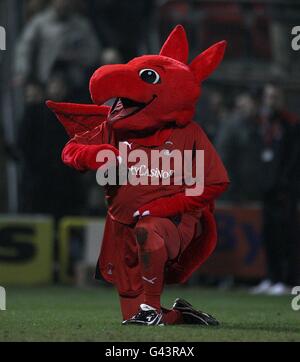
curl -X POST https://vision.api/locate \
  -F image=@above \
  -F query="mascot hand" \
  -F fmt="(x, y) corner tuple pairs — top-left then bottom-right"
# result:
(62, 142), (120, 172)
(83, 144), (122, 171)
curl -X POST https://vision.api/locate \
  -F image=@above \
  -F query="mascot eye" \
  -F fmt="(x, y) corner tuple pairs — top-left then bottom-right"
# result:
(139, 69), (161, 84)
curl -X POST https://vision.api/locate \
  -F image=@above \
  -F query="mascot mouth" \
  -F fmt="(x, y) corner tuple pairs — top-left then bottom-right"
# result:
(108, 95), (157, 123)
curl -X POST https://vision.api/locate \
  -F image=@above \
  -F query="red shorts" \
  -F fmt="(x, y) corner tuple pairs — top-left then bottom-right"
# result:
(97, 211), (204, 298)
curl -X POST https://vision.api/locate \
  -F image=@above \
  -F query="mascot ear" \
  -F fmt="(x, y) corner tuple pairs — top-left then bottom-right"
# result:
(159, 25), (189, 64)
(189, 41), (227, 82)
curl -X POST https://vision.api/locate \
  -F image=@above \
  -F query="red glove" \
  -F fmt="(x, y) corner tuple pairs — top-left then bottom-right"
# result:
(62, 142), (120, 172)
(134, 183), (229, 218)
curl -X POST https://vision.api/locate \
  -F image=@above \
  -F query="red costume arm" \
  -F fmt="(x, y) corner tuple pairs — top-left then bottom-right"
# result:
(47, 100), (119, 172)
(62, 142), (119, 172)
(136, 182), (229, 218)
(61, 121), (119, 172)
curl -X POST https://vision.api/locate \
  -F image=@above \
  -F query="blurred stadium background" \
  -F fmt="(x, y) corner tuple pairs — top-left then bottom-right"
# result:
(0, 0), (300, 301)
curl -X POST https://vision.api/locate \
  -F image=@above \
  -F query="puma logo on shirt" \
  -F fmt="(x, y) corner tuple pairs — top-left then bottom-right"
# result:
(142, 276), (157, 285)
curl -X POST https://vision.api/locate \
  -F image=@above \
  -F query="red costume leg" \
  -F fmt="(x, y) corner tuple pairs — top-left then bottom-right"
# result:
(162, 308), (183, 325)
(119, 294), (144, 321)
(115, 215), (201, 324)
(134, 217), (182, 319)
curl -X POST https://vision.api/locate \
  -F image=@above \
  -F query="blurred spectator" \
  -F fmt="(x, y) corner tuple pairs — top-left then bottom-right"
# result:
(0, 121), (7, 212)
(86, 0), (155, 61)
(216, 93), (261, 201)
(18, 73), (86, 220)
(268, 3), (300, 78)
(23, 82), (45, 104)
(251, 83), (300, 295)
(14, 0), (101, 90)
(101, 47), (123, 65)
(25, 0), (47, 20)
(198, 89), (228, 143)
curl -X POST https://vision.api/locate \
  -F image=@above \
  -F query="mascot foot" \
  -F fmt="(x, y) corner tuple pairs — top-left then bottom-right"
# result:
(122, 304), (164, 326)
(172, 298), (220, 326)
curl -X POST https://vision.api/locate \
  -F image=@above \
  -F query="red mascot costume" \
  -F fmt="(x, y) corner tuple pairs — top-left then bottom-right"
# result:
(47, 25), (229, 326)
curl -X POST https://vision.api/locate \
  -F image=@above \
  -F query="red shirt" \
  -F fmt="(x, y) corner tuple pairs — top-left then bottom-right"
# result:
(71, 121), (229, 225)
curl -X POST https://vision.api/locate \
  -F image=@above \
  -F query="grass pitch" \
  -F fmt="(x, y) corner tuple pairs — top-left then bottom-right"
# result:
(0, 286), (299, 342)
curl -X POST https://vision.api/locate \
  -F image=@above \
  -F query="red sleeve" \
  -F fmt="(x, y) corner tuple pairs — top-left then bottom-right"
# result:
(138, 182), (229, 218)
(61, 122), (119, 172)
(62, 142), (119, 172)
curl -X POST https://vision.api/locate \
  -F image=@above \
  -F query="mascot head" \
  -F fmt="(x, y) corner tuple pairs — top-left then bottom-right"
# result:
(90, 25), (227, 132)
(47, 25), (226, 137)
